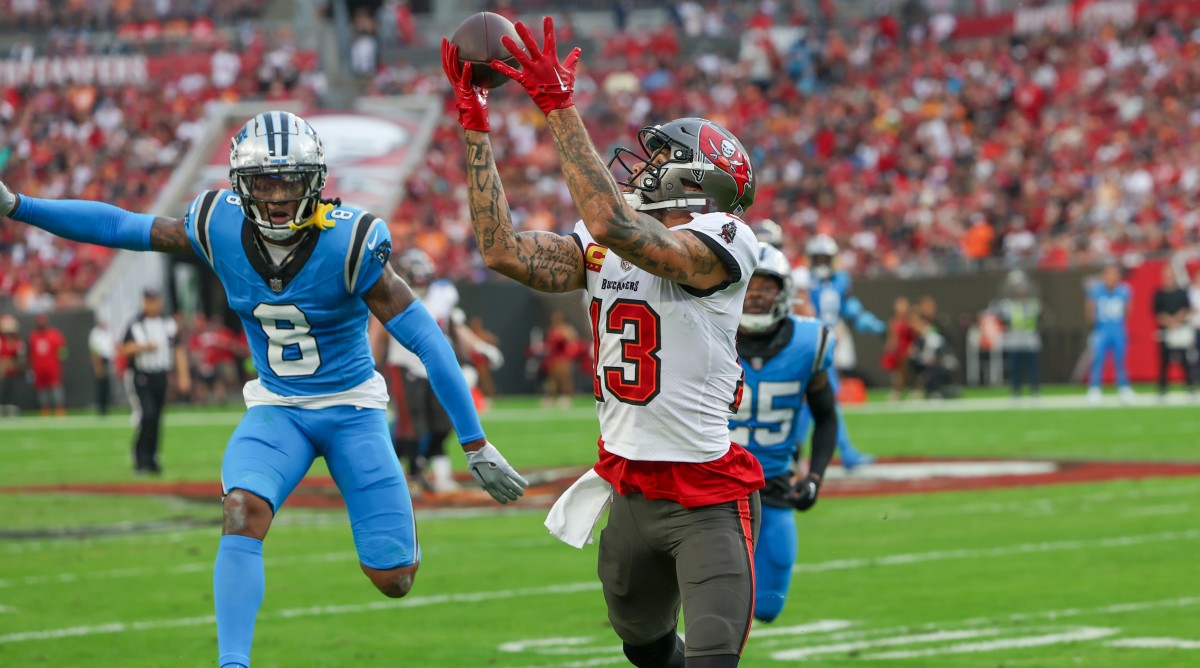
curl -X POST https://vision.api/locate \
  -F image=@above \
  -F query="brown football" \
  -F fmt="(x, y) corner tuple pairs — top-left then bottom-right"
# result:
(449, 12), (522, 89)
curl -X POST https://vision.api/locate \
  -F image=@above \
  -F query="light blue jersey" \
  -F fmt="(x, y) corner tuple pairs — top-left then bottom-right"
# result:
(730, 315), (834, 623)
(183, 189), (391, 397)
(809, 270), (885, 335)
(1087, 282), (1132, 335)
(1086, 280), (1132, 389)
(730, 316), (835, 479)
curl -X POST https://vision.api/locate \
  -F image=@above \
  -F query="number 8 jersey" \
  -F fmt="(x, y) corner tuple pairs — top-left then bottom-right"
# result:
(182, 189), (392, 406)
(572, 212), (759, 463)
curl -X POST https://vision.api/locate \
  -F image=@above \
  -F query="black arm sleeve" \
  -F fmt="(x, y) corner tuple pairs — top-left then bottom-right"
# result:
(806, 379), (839, 479)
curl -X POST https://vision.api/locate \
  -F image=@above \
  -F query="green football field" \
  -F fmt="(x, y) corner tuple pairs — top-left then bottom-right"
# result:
(1, 389), (1198, 667)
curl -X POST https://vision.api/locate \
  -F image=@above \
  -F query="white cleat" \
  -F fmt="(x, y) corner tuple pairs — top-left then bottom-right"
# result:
(1087, 387), (1102, 405)
(1118, 386), (1136, 405)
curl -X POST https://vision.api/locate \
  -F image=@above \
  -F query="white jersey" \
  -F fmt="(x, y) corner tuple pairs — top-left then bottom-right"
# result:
(387, 279), (460, 377)
(572, 213), (758, 463)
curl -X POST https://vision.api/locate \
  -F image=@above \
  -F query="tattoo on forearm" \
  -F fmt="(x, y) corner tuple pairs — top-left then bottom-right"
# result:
(545, 110), (724, 287)
(463, 132), (582, 292)
(149, 217), (193, 254)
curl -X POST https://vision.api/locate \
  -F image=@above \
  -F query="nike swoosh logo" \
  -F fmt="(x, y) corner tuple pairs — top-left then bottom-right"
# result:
(554, 70), (568, 92)
(365, 228), (382, 251)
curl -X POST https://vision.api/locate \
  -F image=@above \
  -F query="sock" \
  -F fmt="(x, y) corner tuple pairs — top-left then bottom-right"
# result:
(214, 534), (265, 668)
(430, 455), (455, 488)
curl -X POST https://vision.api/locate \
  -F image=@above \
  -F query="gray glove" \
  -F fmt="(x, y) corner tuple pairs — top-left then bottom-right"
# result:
(465, 442), (528, 504)
(0, 180), (17, 217)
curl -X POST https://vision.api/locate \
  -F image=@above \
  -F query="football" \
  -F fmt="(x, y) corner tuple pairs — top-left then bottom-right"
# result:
(449, 12), (522, 89)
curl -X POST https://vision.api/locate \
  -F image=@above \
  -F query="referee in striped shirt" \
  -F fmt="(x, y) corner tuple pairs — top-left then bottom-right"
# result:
(121, 289), (191, 475)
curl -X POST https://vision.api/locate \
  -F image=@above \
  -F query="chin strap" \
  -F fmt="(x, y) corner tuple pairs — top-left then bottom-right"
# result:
(288, 197), (343, 232)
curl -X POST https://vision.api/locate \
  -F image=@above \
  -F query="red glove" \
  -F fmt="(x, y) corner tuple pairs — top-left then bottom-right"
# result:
(491, 16), (581, 115)
(441, 38), (489, 132)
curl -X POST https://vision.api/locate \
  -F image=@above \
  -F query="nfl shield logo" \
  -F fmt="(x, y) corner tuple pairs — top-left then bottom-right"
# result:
(270, 278), (283, 293)
(620, 259), (632, 271)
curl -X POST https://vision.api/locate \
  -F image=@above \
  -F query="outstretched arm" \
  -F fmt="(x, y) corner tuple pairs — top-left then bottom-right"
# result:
(462, 129), (584, 292)
(363, 265), (528, 504)
(492, 18), (730, 291)
(1, 181), (194, 254)
(440, 40), (583, 293)
(544, 108), (729, 290)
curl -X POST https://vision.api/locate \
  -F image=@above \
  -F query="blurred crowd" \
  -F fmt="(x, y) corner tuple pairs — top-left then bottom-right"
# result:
(1, 0), (267, 43)
(376, 4), (1200, 281)
(0, 2), (318, 311)
(3, 1), (1200, 308)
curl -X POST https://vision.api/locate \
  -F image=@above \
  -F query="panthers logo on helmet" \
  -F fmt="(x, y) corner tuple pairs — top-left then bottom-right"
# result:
(699, 122), (752, 203)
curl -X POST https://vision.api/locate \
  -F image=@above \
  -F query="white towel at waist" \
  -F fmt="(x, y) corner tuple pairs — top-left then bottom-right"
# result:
(545, 468), (613, 549)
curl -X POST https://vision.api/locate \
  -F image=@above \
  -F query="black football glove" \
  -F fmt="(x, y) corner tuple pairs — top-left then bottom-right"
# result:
(790, 473), (821, 512)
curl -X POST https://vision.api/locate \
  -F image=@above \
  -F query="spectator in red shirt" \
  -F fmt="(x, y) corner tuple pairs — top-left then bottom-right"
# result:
(0, 314), (26, 417)
(881, 296), (917, 400)
(27, 313), (67, 416)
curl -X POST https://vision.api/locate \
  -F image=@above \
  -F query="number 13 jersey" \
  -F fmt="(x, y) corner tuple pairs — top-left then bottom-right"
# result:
(571, 212), (759, 464)
(182, 189), (392, 407)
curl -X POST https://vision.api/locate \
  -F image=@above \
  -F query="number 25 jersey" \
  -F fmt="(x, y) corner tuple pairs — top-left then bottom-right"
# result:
(182, 189), (392, 404)
(572, 212), (758, 463)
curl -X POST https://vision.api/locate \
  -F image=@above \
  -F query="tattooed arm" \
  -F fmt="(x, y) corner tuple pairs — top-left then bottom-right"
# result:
(463, 129), (585, 293)
(148, 218), (196, 253)
(544, 107), (730, 291)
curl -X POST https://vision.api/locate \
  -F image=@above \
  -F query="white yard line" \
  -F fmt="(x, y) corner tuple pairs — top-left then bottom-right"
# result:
(0, 393), (1193, 435)
(0, 406), (599, 433)
(1107, 637), (1200, 649)
(794, 528), (1200, 573)
(853, 626), (1119, 661)
(0, 582), (601, 644)
(3, 527), (1195, 589)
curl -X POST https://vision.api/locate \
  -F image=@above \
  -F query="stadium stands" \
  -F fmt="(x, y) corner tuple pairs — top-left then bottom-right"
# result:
(373, 7), (1200, 281)
(0, 3), (318, 311)
(3, 1), (1199, 304)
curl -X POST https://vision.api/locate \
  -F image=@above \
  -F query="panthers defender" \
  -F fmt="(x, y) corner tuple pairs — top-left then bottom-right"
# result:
(805, 234), (884, 469)
(731, 243), (838, 623)
(1086, 263), (1135, 404)
(446, 17), (764, 667)
(0, 111), (527, 668)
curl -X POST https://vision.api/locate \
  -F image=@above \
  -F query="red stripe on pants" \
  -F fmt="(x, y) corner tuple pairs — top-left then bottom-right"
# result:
(737, 495), (755, 654)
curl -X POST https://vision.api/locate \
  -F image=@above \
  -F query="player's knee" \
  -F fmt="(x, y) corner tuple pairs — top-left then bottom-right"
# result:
(221, 489), (272, 538)
(622, 629), (683, 668)
(683, 615), (739, 654)
(364, 562), (419, 598)
(754, 595), (785, 623)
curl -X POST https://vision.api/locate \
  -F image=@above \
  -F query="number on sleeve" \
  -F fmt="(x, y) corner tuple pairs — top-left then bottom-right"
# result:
(589, 298), (662, 405)
(252, 303), (321, 377)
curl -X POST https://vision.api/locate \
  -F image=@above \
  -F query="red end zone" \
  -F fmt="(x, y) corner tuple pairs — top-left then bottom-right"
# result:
(5, 459), (1200, 510)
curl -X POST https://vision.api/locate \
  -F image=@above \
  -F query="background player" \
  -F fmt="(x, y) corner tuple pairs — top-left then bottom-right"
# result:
(0, 110), (526, 668)
(804, 233), (884, 468)
(730, 243), (838, 623)
(446, 17), (764, 667)
(382, 248), (462, 494)
(1086, 263), (1135, 404)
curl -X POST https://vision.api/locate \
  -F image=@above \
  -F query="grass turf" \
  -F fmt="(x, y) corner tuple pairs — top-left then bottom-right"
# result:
(0, 389), (1197, 667)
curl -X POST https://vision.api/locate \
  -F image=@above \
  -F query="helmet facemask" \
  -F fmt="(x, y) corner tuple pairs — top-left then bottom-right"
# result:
(609, 118), (754, 216)
(229, 111), (329, 242)
(231, 166), (327, 241)
(740, 243), (794, 333)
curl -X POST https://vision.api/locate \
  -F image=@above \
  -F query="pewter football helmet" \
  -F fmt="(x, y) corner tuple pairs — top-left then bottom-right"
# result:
(229, 111), (328, 241)
(611, 117), (755, 216)
(741, 242), (794, 333)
